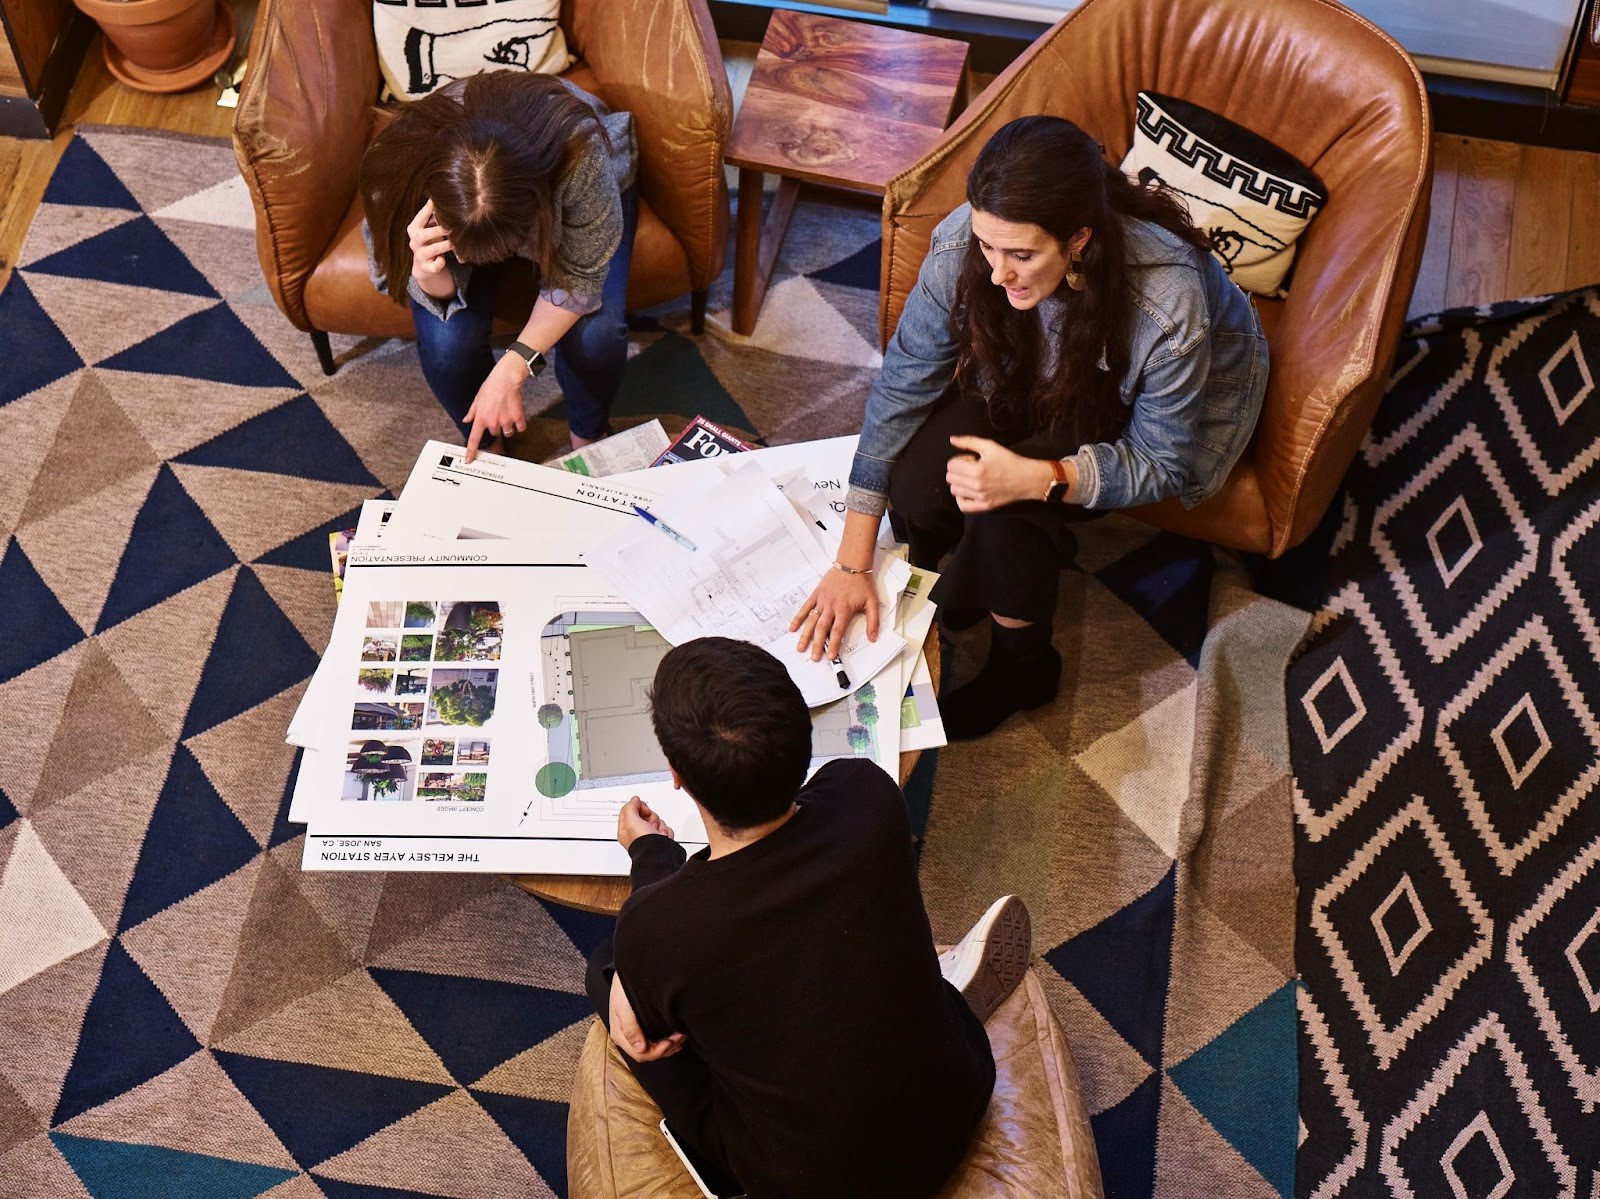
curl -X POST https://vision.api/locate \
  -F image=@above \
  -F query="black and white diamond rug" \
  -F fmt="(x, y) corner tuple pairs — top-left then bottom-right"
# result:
(1288, 287), (1600, 1198)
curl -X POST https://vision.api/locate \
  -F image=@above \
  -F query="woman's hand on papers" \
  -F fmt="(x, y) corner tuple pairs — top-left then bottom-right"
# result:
(463, 354), (528, 462)
(793, 567), (878, 662)
(792, 508), (881, 660)
(617, 796), (675, 850)
(609, 973), (684, 1062)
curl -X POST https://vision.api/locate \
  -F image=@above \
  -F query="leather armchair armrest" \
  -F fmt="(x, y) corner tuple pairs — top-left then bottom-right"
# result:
(232, 0), (380, 330)
(565, 0), (733, 291)
(1249, 125), (1432, 554)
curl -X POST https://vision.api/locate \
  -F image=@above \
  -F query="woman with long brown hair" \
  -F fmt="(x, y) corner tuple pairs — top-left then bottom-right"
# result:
(360, 70), (637, 460)
(793, 115), (1268, 740)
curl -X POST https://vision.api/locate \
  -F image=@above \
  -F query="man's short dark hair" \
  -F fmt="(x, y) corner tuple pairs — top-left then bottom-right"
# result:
(649, 637), (812, 830)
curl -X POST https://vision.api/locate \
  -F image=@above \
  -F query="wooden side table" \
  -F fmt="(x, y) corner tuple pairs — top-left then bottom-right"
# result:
(724, 10), (969, 335)
(509, 627), (942, 915)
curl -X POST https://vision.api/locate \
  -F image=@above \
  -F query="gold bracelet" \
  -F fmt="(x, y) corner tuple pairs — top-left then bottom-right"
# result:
(833, 560), (874, 576)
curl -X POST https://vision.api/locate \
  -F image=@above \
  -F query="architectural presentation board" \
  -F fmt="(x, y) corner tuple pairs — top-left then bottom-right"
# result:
(286, 435), (942, 874)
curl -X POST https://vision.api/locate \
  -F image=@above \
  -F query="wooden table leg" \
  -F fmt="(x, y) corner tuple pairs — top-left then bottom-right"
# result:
(732, 169), (802, 336)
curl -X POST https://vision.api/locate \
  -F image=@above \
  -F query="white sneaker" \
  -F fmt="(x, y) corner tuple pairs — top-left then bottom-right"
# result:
(939, 895), (1032, 1024)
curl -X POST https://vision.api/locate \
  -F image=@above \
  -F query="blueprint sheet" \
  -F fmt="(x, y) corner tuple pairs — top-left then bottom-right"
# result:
(584, 460), (908, 705)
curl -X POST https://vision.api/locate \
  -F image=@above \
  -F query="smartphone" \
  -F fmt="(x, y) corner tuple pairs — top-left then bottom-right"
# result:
(658, 1119), (731, 1199)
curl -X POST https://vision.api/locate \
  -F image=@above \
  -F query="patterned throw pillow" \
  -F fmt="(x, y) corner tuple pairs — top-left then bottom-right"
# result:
(373, 0), (574, 100)
(1120, 92), (1327, 296)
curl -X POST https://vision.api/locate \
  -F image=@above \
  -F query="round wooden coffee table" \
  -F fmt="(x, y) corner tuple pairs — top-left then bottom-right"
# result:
(508, 628), (941, 914)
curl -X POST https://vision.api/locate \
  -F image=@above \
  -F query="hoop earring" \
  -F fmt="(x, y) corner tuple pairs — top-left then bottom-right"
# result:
(1065, 248), (1086, 292)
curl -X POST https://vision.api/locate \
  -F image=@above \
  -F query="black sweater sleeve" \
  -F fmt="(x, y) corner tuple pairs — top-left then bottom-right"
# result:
(628, 833), (687, 891)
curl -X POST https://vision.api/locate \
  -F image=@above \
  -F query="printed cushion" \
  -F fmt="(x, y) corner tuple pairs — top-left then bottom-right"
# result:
(374, 0), (574, 100)
(1121, 92), (1327, 296)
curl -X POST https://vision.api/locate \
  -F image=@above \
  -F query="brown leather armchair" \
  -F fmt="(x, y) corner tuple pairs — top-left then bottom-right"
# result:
(566, 968), (1104, 1198)
(232, 0), (732, 375)
(879, 0), (1433, 557)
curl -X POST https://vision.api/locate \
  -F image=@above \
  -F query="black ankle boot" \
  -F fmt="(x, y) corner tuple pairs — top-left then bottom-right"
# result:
(941, 640), (1061, 740)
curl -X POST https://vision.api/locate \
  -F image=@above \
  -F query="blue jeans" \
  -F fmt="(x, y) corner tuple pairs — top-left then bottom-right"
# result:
(409, 184), (639, 441)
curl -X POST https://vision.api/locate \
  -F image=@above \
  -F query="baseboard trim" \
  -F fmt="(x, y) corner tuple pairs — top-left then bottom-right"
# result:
(1426, 74), (1600, 150)
(710, 0), (1600, 150)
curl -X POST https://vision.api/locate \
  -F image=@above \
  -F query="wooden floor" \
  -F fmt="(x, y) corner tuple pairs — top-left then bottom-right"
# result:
(1415, 136), (1600, 317)
(4, 39), (1600, 315)
(0, 40), (237, 293)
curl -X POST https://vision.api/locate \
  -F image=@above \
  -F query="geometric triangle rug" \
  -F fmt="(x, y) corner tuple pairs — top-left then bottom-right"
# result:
(2, 125), (1312, 1199)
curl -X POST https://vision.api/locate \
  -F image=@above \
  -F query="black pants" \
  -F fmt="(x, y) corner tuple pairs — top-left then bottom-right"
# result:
(889, 390), (1099, 625)
(585, 939), (745, 1197)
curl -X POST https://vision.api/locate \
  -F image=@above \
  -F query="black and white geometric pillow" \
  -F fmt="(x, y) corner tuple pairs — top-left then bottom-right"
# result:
(1120, 92), (1328, 296)
(373, 0), (574, 100)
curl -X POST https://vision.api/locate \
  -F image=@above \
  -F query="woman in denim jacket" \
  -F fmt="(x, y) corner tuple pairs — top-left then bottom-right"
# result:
(792, 116), (1268, 740)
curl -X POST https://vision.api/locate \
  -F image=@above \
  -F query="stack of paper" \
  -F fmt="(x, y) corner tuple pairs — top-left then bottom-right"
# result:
(283, 435), (946, 875)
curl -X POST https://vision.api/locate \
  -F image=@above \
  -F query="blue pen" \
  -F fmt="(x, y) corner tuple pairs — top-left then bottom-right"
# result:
(631, 504), (698, 552)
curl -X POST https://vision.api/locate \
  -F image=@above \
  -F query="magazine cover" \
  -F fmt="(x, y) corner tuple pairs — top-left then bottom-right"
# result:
(650, 415), (759, 466)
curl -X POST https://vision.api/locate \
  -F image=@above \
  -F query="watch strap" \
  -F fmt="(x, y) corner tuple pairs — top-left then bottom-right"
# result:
(1043, 458), (1071, 503)
(508, 340), (547, 377)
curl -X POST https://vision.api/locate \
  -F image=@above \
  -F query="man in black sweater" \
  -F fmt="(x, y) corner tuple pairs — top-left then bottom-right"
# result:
(583, 637), (1033, 1199)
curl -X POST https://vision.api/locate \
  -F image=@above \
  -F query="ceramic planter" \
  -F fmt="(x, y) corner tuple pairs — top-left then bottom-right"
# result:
(73, 0), (236, 94)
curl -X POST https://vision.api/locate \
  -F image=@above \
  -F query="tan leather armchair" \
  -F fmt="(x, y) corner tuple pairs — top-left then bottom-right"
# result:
(879, 0), (1433, 557)
(233, 0), (732, 375)
(566, 969), (1104, 1199)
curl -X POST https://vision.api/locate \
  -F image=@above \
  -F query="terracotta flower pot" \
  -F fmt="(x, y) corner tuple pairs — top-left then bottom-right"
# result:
(73, 0), (237, 94)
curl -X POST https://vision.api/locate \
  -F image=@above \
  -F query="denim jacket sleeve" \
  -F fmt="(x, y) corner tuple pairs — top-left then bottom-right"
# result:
(1072, 276), (1210, 510)
(846, 214), (967, 516)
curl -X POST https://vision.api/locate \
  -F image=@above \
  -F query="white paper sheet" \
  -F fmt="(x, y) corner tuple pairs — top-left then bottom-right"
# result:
(354, 498), (398, 543)
(286, 435), (925, 869)
(289, 531), (920, 871)
(761, 626), (906, 708)
(292, 541), (708, 870)
(390, 440), (660, 546)
(585, 460), (836, 646)
(586, 460), (910, 700)
(544, 419), (670, 477)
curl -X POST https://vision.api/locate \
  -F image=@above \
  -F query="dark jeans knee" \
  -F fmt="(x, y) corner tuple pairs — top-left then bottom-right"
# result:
(566, 310), (629, 370)
(411, 271), (498, 429)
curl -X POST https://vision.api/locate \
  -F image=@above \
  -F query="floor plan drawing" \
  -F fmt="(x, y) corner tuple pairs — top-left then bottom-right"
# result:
(586, 462), (836, 649)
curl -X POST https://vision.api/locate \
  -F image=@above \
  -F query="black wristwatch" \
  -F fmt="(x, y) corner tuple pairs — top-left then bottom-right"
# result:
(507, 340), (548, 378)
(1044, 459), (1072, 504)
